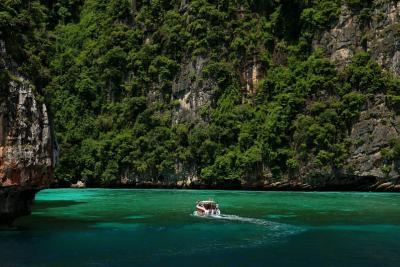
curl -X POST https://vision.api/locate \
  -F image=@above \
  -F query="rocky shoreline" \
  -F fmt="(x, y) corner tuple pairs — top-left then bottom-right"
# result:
(57, 178), (400, 192)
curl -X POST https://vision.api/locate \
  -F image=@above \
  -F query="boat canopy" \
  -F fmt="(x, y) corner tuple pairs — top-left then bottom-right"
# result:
(198, 201), (218, 209)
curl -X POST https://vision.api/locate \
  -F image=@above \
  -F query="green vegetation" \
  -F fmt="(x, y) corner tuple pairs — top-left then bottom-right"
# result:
(382, 138), (400, 175)
(1, 0), (400, 186)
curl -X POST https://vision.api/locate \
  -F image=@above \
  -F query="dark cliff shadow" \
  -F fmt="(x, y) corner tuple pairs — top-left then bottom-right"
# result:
(10, 200), (143, 231)
(6, 200), (89, 231)
(13, 215), (98, 231)
(33, 200), (87, 211)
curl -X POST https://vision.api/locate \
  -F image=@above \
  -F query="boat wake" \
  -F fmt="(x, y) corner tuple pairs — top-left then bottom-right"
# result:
(192, 212), (294, 230)
(208, 214), (279, 227)
(193, 212), (304, 236)
(188, 212), (304, 251)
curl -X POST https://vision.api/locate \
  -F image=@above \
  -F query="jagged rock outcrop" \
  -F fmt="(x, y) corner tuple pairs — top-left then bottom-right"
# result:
(0, 40), (57, 224)
(316, 2), (400, 75)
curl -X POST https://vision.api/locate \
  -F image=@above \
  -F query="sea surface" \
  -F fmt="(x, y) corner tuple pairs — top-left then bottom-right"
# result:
(1, 189), (400, 267)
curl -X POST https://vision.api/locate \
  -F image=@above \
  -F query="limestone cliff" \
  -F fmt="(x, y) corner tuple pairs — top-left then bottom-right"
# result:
(316, 2), (400, 74)
(172, 56), (217, 123)
(291, 95), (400, 191)
(346, 95), (400, 181)
(0, 40), (57, 223)
(44, 0), (400, 192)
(291, 1), (400, 191)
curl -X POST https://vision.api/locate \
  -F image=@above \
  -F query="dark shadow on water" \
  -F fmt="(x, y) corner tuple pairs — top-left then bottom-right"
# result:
(8, 200), (92, 231)
(0, 225), (19, 231)
(1, 201), (88, 231)
(11, 199), (147, 232)
(33, 200), (87, 211)
(14, 215), (101, 231)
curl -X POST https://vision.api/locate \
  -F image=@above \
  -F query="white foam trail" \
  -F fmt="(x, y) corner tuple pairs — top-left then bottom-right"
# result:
(184, 212), (306, 253)
(193, 212), (285, 229)
(192, 212), (305, 236)
(210, 214), (277, 226)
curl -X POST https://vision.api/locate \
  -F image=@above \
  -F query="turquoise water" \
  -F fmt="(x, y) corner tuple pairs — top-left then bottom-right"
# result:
(1, 189), (400, 267)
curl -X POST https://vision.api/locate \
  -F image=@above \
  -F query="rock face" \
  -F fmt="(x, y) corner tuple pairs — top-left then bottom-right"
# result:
(71, 181), (86, 188)
(310, 1), (400, 190)
(0, 40), (57, 224)
(171, 55), (264, 123)
(291, 95), (400, 191)
(346, 95), (400, 179)
(317, 2), (400, 74)
(240, 56), (263, 96)
(172, 56), (217, 123)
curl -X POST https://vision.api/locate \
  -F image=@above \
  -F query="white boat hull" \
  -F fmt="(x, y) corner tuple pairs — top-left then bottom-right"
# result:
(195, 205), (220, 216)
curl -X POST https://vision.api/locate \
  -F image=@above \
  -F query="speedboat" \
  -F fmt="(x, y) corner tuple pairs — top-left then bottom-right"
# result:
(195, 200), (220, 216)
